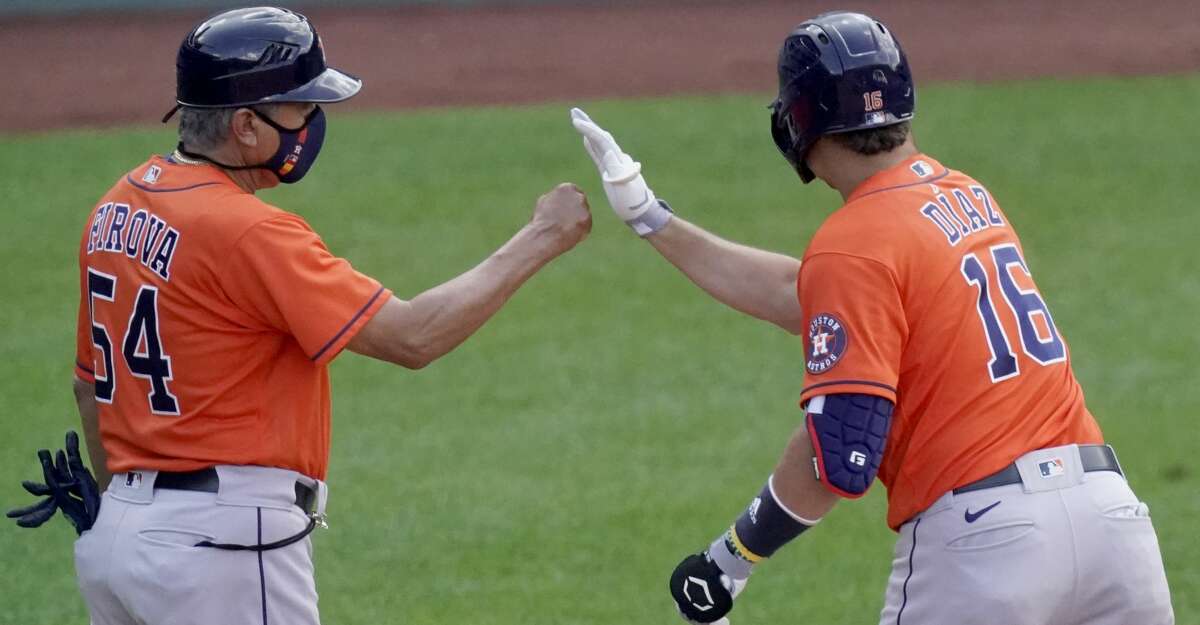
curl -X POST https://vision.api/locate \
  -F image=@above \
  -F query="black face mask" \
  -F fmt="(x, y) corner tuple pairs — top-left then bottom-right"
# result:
(176, 106), (327, 184)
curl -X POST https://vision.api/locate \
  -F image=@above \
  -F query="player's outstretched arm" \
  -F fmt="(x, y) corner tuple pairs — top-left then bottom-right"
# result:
(570, 108), (803, 335)
(646, 218), (803, 334)
(348, 183), (591, 369)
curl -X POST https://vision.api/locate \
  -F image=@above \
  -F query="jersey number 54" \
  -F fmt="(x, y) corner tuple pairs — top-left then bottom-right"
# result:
(87, 269), (180, 415)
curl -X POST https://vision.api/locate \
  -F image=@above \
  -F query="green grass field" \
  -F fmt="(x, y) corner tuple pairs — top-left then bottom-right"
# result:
(1, 74), (1197, 624)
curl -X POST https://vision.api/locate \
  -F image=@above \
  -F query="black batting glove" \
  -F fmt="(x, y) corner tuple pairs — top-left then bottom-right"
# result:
(6, 455), (61, 528)
(669, 551), (737, 623)
(6, 431), (101, 535)
(57, 431), (102, 534)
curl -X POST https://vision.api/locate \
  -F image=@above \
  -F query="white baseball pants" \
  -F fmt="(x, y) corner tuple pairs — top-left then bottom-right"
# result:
(74, 466), (324, 625)
(878, 444), (1174, 624)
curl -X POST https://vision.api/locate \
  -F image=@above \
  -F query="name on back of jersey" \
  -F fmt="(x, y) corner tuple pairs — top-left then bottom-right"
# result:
(918, 184), (1005, 247)
(85, 202), (180, 281)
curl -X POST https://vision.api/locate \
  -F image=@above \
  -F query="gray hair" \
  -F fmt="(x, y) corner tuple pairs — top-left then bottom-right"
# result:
(177, 103), (285, 152)
(177, 106), (235, 152)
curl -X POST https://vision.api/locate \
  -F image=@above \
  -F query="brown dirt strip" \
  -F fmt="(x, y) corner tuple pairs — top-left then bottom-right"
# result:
(2, 0), (1198, 133)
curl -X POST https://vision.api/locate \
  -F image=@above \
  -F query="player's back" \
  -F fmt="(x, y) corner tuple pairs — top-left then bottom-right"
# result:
(798, 154), (1102, 529)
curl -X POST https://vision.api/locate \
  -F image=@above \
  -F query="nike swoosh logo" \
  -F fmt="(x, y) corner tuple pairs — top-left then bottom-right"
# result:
(964, 501), (1001, 523)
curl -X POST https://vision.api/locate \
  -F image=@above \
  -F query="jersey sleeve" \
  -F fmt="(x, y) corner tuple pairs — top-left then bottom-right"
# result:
(797, 252), (906, 404)
(220, 214), (392, 366)
(75, 264), (96, 383)
(75, 223), (97, 383)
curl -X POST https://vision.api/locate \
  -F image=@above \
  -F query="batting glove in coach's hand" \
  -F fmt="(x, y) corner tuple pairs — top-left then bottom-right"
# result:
(6, 431), (101, 535)
(570, 107), (673, 237)
(669, 549), (748, 624)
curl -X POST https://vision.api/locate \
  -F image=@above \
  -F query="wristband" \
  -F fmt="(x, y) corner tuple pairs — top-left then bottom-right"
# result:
(630, 199), (674, 237)
(716, 475), (819, 575)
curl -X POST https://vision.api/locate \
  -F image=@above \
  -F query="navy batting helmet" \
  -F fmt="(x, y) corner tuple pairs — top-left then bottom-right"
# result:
(769, 12), (915, 182)
(163, 6), (361, 121)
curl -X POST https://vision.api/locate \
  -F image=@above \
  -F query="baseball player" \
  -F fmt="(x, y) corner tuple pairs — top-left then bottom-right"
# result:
(572, 11), (1174, 625)
(12, 7), (590, 625)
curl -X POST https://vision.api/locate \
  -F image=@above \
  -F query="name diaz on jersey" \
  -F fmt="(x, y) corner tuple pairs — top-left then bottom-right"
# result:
(916, 179), (1004, 246)
(86, 201), (180, 282)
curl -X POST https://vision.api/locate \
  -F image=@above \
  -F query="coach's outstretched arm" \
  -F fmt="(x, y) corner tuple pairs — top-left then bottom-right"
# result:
(571, 108), (803, 335)
(348, 183), (590, 369)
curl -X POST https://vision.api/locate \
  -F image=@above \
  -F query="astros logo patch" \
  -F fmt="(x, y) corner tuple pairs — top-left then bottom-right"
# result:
(806, 313), (848, 374)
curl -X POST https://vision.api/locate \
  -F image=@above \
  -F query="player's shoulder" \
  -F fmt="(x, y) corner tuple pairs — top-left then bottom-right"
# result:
(807, 155), (977, 260)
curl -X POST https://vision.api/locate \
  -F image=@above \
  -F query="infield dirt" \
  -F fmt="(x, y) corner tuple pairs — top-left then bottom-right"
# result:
(3, 0), (1199, 132)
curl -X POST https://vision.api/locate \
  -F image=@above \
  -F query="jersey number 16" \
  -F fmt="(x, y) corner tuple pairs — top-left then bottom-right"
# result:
(960, 243), (1066, 383)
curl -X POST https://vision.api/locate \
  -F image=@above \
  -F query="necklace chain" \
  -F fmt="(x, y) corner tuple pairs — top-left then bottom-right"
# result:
(171, 149), (206, 166)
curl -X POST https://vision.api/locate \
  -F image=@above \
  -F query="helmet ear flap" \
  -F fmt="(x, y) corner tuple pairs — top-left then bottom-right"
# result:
(769, 100), (793, 156)
(769, 99), (817, 184)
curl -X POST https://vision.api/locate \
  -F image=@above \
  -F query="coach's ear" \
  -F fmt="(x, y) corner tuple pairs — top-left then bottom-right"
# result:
(230, 107), (262, 149)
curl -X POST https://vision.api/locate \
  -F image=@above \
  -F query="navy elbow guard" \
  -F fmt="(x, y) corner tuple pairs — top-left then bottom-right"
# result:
(806, 393), (893, 498)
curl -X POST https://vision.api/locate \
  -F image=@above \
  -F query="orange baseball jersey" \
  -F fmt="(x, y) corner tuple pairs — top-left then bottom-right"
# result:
(74, 156), (391, 480)
(797, 154), (1102, 530)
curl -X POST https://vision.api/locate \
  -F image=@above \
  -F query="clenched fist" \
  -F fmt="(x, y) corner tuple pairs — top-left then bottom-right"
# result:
(531, 182), (592, 257)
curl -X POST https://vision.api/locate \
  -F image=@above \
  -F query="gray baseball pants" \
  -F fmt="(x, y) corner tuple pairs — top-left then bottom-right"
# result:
(878, 444), (1174, 624)
(74, 465), (325, 625)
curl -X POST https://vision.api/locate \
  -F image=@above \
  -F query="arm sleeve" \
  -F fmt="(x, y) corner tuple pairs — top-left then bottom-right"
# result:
(220, 214), (392, 366)
(797, 252), (906, 404)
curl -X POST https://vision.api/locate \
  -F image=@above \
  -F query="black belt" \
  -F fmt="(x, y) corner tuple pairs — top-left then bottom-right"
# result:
(154, 468), (320, 552)
(953, 444), (1122, 495)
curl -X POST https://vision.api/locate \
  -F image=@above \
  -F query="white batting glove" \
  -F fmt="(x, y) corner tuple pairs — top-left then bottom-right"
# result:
(570, 107), (673, 237)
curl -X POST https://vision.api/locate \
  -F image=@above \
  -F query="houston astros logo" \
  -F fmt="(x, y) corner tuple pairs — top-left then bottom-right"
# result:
(806, 313), (848, 374)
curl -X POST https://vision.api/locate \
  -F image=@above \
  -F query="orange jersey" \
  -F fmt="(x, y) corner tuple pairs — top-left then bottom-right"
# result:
(797, 154), (1102, 530)
(74, 156), (391, 480)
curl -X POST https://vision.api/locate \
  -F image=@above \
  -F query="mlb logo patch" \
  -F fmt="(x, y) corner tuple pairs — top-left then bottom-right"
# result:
(910, 160), (933, 178)
(124, 472), (143, 489)
(1038, 458), (1065, 478)
(141, 165), (162, 184)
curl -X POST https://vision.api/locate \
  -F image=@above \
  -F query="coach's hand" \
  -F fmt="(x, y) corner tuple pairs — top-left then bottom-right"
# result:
(531, 182), (592, 257)
(6, 431), (101, 535)
(570, 108), (673, 237)
(669, 550), (748, 624)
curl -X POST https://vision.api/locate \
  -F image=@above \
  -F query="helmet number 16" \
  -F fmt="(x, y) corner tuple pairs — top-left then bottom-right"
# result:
(863, 91), (884, 112)
(86, 269), (180, 415)
(960, 244), (1066, 383)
